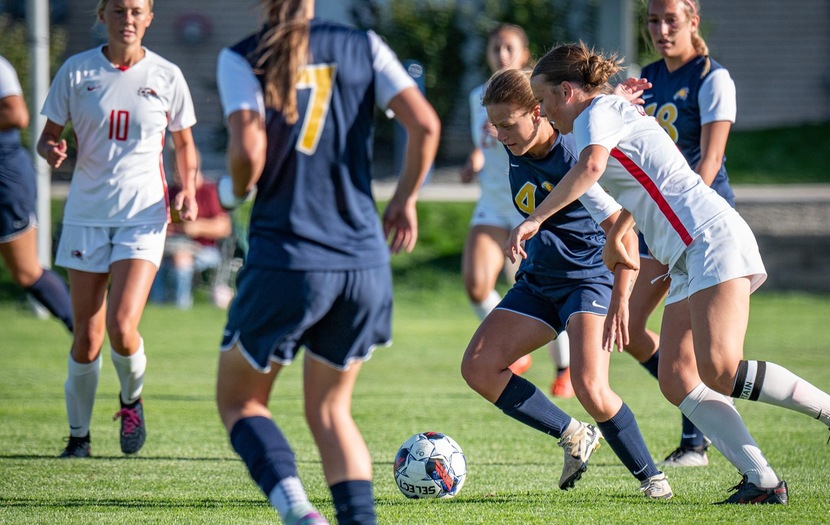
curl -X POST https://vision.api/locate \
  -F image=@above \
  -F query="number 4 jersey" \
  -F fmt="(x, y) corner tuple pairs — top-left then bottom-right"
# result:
(41, 46), (196, 226)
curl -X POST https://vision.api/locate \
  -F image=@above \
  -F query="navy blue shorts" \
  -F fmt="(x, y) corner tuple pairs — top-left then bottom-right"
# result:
(221, 265), (393, 371)
(497, 272), (614, 334)
(0, 143), (37, 242)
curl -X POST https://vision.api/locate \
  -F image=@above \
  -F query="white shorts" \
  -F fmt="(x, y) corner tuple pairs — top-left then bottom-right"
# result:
(56, 223), (168, 273)
(665, 210), (767, 305)
(470, 194), (523, 230)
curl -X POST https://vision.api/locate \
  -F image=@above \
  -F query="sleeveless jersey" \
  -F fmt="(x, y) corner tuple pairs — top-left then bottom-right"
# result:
(641, 56), (736, 204)
(574, 95), (733, 269)
(40, 46), (196, 226)
(218, 19), (415, 271)
(507, 133), (621, 279)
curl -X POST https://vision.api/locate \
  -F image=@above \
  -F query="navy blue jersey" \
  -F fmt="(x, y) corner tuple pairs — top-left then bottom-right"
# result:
(507, 133), (612, 280)
(229, 20), (388, 271)
(641, 56), (735, 205)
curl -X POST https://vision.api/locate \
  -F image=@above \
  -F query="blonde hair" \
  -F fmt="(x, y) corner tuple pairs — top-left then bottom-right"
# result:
(482, 68), (536, 112)
(532, 42), (621, 96)
(254, 0), (311, 124)
(96, 0), (154, 13)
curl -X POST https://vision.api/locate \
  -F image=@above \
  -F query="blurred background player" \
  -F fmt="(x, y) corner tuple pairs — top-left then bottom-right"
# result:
(622, 0), (738, 467)
(0, 54), (73, 333)
(214, 0), (440, 523)
(150, 166), (232, 310)
(37, 0), (198, 458)
(460, 23), (572, 395)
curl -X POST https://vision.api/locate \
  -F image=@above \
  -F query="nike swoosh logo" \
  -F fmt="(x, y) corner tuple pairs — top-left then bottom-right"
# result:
(510, 163), (520, 167)
(642, 94), (653, 99)
(633, 465), (648, 476)
(591, 300), (608, 310)
(681, 433), (699, 439)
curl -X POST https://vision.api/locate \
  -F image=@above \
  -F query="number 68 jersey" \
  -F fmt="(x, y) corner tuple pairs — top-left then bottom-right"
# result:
(41, 46), (196, 226)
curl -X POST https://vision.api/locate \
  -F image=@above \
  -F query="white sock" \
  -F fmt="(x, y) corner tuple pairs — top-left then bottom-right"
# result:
(548, 330), (570, 369)
(679, 382), (779, 488)
(65, 353), (102, 438)
(733, 360), (830, 426)
(111, 339), (147, 405)
(269, 476), (312, 520)
(470, 290), (501, 321)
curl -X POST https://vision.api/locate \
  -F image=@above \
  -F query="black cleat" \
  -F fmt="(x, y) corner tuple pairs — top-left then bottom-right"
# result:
(59, 434), (91, 458)
(715, 475), (788, 505)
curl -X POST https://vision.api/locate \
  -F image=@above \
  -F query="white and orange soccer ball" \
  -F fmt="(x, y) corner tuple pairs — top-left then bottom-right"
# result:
(393, 432), (467, 499)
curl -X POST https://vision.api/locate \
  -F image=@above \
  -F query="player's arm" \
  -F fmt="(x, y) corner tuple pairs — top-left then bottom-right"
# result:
(36, 119), (68, 169)
(170, 127), (200, 222)
(598, 210), (639, 352)
(696, 120), (731, 187)
(382, 86), (441, 254)
(0, 93), (28, 131)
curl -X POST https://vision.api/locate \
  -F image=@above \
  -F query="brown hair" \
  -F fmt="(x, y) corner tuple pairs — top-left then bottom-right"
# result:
(487, 23), (529, 52)
(482, 68), (536, 112)
(531, 42), (621, 95)
(254, 0), (311, 124)
(97, 0), (154, 12)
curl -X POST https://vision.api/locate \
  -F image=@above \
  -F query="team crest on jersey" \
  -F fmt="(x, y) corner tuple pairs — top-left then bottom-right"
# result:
(542, 181), (554, 192)
(673, 87), (689, 101)
(137, 87), (159, 99)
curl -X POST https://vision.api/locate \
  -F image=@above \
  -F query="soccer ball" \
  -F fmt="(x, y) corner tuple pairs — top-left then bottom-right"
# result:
(393, 432), (467, 499)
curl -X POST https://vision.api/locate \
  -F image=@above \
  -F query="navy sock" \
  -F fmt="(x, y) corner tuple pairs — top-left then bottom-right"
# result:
(330, 480), (376, 525)
(679, 414), (705, 448)
(639, 350), (659, 379)
(596, 404), (659, 482)
(494, 374), (571, 438)
(25, 269), (73, 332)
(229, 416), (298, 497)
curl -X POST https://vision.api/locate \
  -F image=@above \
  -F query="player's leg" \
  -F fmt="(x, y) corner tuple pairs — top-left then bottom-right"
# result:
(691, 277), (830, 429)
(659, 295), (785, 502)
(548, 330), (574, 398)
(627, 256), (707, 466)
(59, 267), (109, 457)
(0, 226), (74, 331)
(568, 311), (670, 498)
(462, 224), (531, 375)
(216, 344), (324, 523)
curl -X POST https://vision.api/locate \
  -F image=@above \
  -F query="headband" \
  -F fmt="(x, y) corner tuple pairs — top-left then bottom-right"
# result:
(683, 0), (698, 18)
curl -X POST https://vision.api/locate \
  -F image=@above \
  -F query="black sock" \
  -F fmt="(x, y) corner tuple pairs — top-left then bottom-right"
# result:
(639, 350), (659, 379)
(330, 480), (376, 525)
(25, 269), (73, 332)
(229, 416), (297, 497)
(494, 374), (571, 437)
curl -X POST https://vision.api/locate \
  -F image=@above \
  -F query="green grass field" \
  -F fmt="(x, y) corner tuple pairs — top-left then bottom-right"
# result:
(1, 202), (830, 524)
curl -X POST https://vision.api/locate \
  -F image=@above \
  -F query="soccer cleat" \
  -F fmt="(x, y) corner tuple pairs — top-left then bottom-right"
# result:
(550, 368), (575, 399)
(508, 354), (532, 376)
(58, 434), (91, 458)
(716, 476), (788, 505)
(284, 507), (329, 525)
(113, 397), (146, 454)
(557, 421), (602, 490)
(640, 472), (673, 500)
(659, 436), (711, 467)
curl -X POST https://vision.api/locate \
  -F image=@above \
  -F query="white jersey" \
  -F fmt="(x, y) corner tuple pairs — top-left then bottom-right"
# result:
(41, 46), (196, 226)
(468, 83), (521, 219)
(573, 95), (732, 268)
(0, 55), (23, 143)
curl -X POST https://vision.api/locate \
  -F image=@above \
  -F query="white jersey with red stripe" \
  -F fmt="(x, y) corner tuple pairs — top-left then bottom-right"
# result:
(41, 46), (196, 226)
(573, 95), (732, 269)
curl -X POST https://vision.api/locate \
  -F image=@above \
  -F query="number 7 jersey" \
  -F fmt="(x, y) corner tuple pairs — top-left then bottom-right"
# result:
(41, 46), (196, 226)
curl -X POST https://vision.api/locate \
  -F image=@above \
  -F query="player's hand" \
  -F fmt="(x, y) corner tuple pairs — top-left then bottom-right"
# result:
(602, 235), (639, 272)
(614, 77), (652, 105)
(175, 191), (199, 222)
(603, 284), (630, 353)
(505, 218), (540, 263)
(44, 139), (68, 169)
(383, 197), (418, 254)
